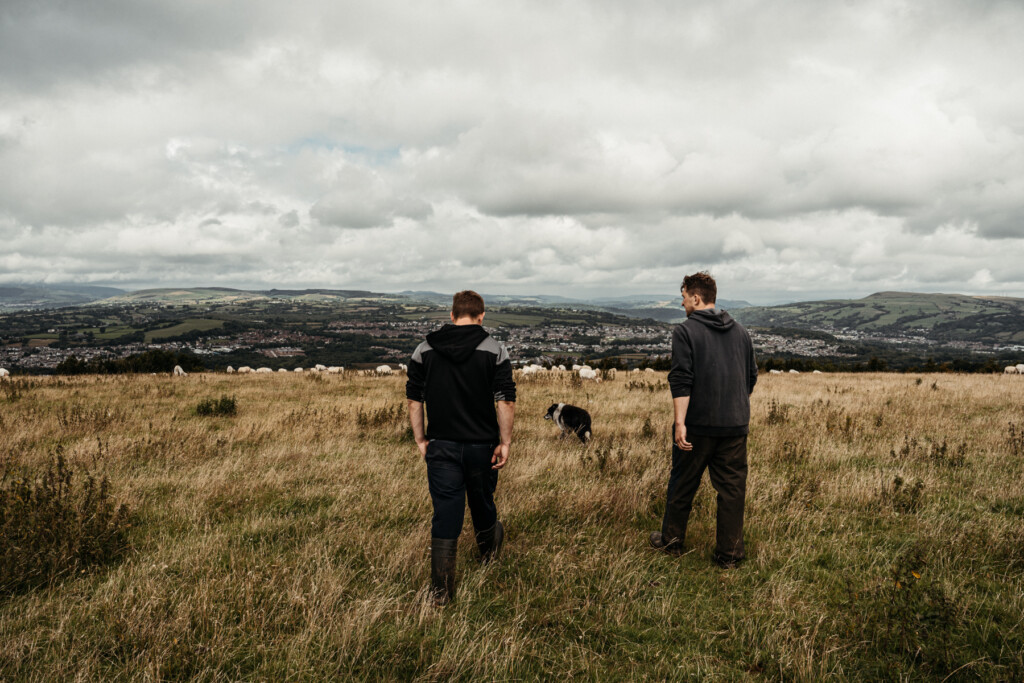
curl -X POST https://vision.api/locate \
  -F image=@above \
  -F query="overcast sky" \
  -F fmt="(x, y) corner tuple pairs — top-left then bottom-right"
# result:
(1, 0), (1022, 303)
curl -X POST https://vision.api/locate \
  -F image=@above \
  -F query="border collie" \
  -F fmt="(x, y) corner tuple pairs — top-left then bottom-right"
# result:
(544, 403), (592, 444)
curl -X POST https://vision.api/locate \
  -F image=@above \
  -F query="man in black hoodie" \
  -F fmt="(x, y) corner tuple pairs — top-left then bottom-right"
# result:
(406, 290), (516, 603)
(649, 272), (757, 568)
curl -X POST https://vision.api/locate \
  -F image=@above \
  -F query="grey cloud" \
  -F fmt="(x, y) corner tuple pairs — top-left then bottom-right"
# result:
(310, 167), (432, 229)
(2, 0), (1024, 299)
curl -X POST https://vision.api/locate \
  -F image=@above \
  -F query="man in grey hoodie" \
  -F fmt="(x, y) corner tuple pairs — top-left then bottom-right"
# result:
(649, 272), (758, 568)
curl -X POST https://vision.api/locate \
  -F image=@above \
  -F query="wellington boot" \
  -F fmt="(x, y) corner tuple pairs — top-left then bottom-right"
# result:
(430, 537), (458, 605)
(475, 521), (504, 564)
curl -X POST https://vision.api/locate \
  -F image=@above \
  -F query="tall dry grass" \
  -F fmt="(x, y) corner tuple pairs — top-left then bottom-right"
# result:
(1, 370), (1022, 680)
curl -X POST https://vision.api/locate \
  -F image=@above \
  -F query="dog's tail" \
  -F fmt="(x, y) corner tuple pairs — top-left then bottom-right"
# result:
(582, 429), (591, 443)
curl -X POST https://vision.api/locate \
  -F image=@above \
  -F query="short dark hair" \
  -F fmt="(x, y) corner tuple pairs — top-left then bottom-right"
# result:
(681, 271), (717, 304)
(452, 290), (485, 319)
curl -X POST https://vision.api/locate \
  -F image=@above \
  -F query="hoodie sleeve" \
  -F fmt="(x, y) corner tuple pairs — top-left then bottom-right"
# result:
(668, 324), (693, 398)
(405, 342), (427, 402)
(491, 342), (517, 402)
(747, 334), (758, 395)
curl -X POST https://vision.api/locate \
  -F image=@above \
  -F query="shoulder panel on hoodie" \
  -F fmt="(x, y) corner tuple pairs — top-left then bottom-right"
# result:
(411, 340), (432, 363)
(475, 336), (508, 362)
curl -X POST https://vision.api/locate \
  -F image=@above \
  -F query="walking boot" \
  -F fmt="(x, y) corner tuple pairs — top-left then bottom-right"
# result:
(648, 531), (683, 556)
(475, 521), (504, 564)
(430, 537), (458, 605)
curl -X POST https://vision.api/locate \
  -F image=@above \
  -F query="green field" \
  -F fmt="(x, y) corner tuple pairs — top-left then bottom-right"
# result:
(144, 318), (225, 342)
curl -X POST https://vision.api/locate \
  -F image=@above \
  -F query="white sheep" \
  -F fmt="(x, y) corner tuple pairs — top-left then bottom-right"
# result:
(294, 367), (303, 372)
(238, 366), (252, 374)
(315, 364), (327, 371)
(789, 369), (800, 374)
(278, 368), (288, 373)
(605, 368), (617, 380)
(1005, 366), (1019, 374)
(557, 365), (566, 371)
(769, 369), (783, 375)
(579, 368), (598, 380)
(256, 367), (273, 374)
(172, 365), (187, 376)
(644, 368), (655, 374)
(812, 370), (823, 374)
(399, 363), (408, 372)
(327, 366), (343, 374)
(632, 368), (641, 373)
(1017, 364), (1024, 374)
(0, 368), (9, 379)
(226, 366), (236, 374)
(376, 365), (393, 375)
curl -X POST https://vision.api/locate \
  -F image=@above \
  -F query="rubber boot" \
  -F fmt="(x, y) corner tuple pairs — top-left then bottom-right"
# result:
(475, 521), (504, 564)
(430, 538), (458, 605)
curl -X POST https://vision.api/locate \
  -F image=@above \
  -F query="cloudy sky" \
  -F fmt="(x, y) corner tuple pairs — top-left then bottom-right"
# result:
(1, 0), (1022, 303)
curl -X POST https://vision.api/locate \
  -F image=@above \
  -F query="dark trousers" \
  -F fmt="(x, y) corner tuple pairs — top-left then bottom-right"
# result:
(426, 439), (499, 539)
(661, 432), (748, 563)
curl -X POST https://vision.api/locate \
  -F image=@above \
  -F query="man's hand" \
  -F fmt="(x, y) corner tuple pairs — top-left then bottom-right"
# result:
(674, 421), (692, 451)
(492, 443), (510, 469)
(407, 400), (428, 460)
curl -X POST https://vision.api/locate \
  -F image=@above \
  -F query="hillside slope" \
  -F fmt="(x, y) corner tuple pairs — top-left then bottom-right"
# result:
(732, 292), (1024, 344)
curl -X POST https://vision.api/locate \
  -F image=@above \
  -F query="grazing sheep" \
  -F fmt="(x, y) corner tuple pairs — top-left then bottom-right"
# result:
(631, 368), (641, 373)
(571, 364), (582, 371)
(172, 365), (187, 376)
(644, 368), (655, 374)
(1006, 366), (1019, 374)
(278, 368), (288, 373)
(789, 369), (800, 374)
(238, 366), (253, 374)
(226, 366), (236, 374)
(315, 364), (327, 372)
(1017, 364), (1024, 374)
(256, 367), (273, 374)
(605, 368), (617, 380)
(327, 366), (343, 374)
(0, 368), (9, 379)
(812, 370), (823, 374)
(398, 363), (408, 372)
(769, 369), (783, 375)
(294, 367), (303, 372)
(579, 368), (598, 380)
(376, 365), (393, 375)
(557, 365), (566, 371)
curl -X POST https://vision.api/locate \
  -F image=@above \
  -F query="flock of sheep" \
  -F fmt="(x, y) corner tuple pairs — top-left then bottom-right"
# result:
(520, 364), (663, 381)
(3, 363), (1024, 379)
(219, 363), (408, 376)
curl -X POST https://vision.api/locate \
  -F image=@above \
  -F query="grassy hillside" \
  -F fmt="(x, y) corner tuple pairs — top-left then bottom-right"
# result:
(0, 284), (126, 312)
(734, 291), (1024, 343)
(1, 372), (1023, 679)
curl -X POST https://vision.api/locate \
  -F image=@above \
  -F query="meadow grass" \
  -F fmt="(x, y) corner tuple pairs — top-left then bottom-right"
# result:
(1, 371), (1022, 681)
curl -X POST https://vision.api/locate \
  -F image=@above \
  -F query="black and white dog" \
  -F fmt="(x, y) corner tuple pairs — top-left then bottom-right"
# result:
(544, 403), (592, 444)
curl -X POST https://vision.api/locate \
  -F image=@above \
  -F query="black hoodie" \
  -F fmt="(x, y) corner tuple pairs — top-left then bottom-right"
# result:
(406, 324), (516, 443)
(668, 308), (758, 437)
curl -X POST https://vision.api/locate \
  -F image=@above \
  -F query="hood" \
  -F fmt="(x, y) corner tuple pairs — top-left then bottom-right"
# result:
(687, 308), (735, 332)
(426, 323), (490, 364)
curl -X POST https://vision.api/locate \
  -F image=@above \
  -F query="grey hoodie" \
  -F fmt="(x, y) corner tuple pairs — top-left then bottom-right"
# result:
(668, 308), (758, 437)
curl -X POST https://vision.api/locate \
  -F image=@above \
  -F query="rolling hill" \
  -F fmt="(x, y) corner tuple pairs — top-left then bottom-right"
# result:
(732, 292), (1024, 344)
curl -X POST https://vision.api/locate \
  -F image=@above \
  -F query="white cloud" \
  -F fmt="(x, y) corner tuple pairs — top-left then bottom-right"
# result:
(0, 0), (1023, 302)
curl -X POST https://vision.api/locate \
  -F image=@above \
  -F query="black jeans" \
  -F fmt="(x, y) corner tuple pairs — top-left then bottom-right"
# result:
(661, 432), (747, 563)
(426, 439), (499, 539)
